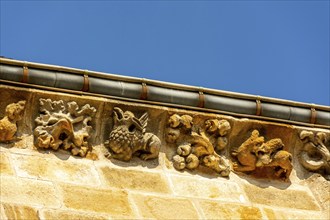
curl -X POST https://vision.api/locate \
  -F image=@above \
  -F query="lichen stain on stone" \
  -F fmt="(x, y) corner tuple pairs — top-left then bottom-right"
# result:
(238, 206), (262, 220)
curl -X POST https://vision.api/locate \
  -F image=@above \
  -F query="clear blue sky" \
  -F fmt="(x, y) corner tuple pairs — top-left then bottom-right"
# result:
(1, 1), (329, 105)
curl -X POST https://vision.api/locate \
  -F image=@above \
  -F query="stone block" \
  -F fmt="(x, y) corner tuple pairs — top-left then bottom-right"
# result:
(0, 204), (6, 220)
(170, 175), (246, 202)
(0, 175), (60, 208)
(41, 209), (111, 220)
(100, 166), (170, 194)
(132, 194), (199, 219)
(304, 174), (330, 211)
(244, 185), (320, 210)
(1, 203), (39, 220)
(11, 154), (100, 186)
(263, 208), (327, 220)
(60, 184), (134, 217)
(198, 200), (262, 220)
(0, 152), (14, 175)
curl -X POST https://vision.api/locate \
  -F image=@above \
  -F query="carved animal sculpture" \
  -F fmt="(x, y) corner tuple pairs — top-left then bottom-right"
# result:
(106, 107), (161, 161)
(232, 130), (292, 179)
(0, 101), (26, 142)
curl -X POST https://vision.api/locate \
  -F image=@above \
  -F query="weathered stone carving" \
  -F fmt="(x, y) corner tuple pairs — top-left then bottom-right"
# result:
(34, 98), (96, 157)
(166, 114), (231, 177)
(0, 101), (26, 142)
(105, 107), (161, 161)
(299, 130), (330, 179)
(232, 130), (292, 180)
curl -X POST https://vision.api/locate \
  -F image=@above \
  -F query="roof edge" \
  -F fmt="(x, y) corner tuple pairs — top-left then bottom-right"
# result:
(0, 57), (329, 128)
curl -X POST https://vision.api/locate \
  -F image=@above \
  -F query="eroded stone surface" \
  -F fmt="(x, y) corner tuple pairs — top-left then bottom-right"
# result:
(304, 174), (330, 212)
(0, 84), (329, 219)
(232, 130), (292, 180)
(12, 153), (100, 185)
(41, 209), (110, 220)
(170, 175), (246, 202)
(0, 175), (60, 208)
(166, 114), (231, 177)
(105, 107), (161, 161)
(100, 166), (170, 193)
(1, 203), (39, 220)
(199, 200), (262, 220)
(244, 184), (320, 210)
(34, 98), (96, 157)
(299, 130), (330, 179)
(60, 184), (133, 216)
(0, 101), (26, 142)
(132, 194), (199, 219)
(263, 207), (327, 220)
(0, 152), (14, 175)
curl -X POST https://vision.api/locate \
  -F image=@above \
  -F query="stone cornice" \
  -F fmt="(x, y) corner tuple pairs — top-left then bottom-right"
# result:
(1, 84), (329, 181)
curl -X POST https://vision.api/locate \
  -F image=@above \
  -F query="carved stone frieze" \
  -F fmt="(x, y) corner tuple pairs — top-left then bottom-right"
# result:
(105, 107), (161, 161)
(299, 130), (330, 179)
(166, 114), (231, 177)
(232, 130), (292, 180)
(34, 99), (96, 157)
(0, 101), (26, 142)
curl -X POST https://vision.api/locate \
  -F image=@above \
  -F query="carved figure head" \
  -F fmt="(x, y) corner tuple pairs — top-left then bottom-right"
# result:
(254, 138), (284, 167)
(168, 114), (192, 129)
(108, 107), (147, 153)
(205, 119), (231, 136)
(205, 119), (219, 133)
(5, 101), (26, 121)
(165, 128), (180, 143)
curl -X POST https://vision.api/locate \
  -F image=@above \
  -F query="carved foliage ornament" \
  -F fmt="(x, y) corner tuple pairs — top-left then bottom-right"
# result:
(166, 114), (231, 177)
(34, 99), (96, 157)
(0, 101), (26, 142)
(105, 107), (161, 161)
(299, 130), (330, 179)
(232, 130), (292, 180)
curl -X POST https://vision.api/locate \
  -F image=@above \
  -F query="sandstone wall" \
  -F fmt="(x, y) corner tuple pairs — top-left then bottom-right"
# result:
(0, 84), (329, 220)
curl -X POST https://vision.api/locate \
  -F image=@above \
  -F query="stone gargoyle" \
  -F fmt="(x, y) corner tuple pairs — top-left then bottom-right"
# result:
(0, 100), (26, 142)
(34, 98), (96, 157)
(105, 107), (161, 161)
(299, 130), (330, 178)
(167, 114), (231, 177)
(232, 130), (292, 180)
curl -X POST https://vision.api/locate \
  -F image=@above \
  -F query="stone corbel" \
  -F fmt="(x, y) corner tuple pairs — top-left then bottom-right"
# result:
(104, 107), (161, 161)
(34, 98), (96, 157)
(0, 101), (26, 142)
(166, 114), (231, 177)
(232, 130), (293, 180)
(299, 130), (330, 179)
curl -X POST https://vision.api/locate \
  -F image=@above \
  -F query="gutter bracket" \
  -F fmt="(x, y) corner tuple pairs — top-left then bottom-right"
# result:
(22, 63), (29, 83)
(256, 96), (262, 116)
(140, 79), (148, 100)
(310, 104), (317, 124)
(198, 87), (205, 108)
(82, 70), (89, 92)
